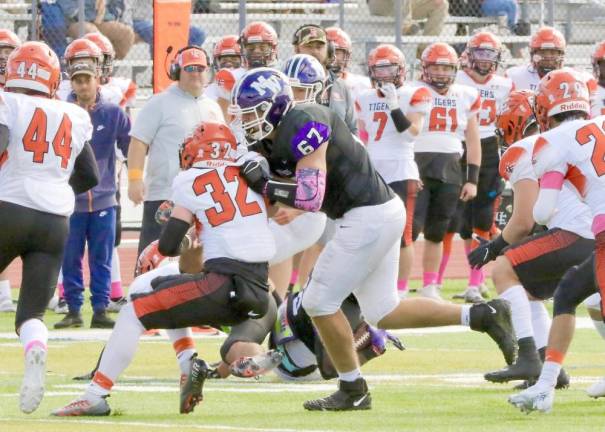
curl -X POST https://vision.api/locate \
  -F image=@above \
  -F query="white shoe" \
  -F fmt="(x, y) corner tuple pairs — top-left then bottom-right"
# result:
(0, 296), (16, 312)
(587, 377), (605, 398)
(464, 287), (484, 303)
(47, 296), (59, 311)
(54, 299), (68, 314)
(419, 284), (442, 301)
(51, 394), (110, 416)
(508, 384), (555, 414)
(106, 297), (127, 313)
(20, 346), (47, 414)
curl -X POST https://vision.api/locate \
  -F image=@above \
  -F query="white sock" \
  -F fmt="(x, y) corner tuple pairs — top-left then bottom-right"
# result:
(111, 248), (121, 284)
(536, 361), (561, 389)
(530, 301), (551, 349)
(338, 368), (362, 382)
(167, 328), (195, 374)
(592, 319), (605, 341)
(0, 279), (10, 299)
(19, 319), (48, 353)
(499, 285), (534, 340)
(460, 305), (471, 327)
(89, 302), (144, 397)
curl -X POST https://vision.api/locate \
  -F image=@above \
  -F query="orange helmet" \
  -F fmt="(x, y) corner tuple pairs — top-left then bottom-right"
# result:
(326, 27), (352, 73)
(496, 90), (537, 148)
(466, 31), (502, 76)
(134, 240), (170, 277)
(179, 121), (238, 169)
(530, 26), (565, 78)
(5, 41), (60, 97)
(421, 42), (458, 91)
(239, 21), (278, 68)
(0, 29), (21, 78)
(64, 38), (102, 76)
(368, 44), (406, 88)
(592, 40), (605, 86)
(213, 35), (242, 70)
(83, 32), (115, 81)
(535, 68), (590, 131)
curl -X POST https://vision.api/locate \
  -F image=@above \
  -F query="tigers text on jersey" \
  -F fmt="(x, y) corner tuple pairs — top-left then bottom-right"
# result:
(355, 84), (432, 182)
(499, 135), (594, 239)
(456, 69), (513, 139)
(532, 116), (605, 222)
(411, 81), (480, 154)
(0, 92), (92, 216)
(170, 163), (276, 263)
(505, 64), (539, 91)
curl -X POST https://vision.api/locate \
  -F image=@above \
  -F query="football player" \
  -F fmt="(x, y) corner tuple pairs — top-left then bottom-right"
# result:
(231, 68), (515, 411)
(0, 41), (98, 413)
(356, 44), (432, 298)
(591, 40), (605, 117)
(509, 69), (605, 414)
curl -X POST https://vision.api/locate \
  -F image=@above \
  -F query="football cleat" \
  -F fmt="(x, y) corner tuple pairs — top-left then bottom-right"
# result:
(470, 299), (517, 365)
(452, 287), (484, 303)
(106, 297), (127, 313)
(304, 378), (372, 411)
(53, 298), (69, 314)
(180, 356), (209, 414)
(419, 284), (442, 301)
(0, 296), (16, 312)
(508, 384), (555, 414)
(20, 346), (47, 414)
(230, 350), (284, 378)
(587, 377), (605, 398)
(51, 395), (111, 416)
(485, 356), (542, 383)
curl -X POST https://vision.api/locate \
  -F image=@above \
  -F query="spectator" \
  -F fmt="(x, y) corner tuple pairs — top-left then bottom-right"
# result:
(41, 0), (134, 59)
(126, 46), (223, 258)
(481, 0), (519, 33)
(54, 61), (131, 329)
(123, 0), (206, 56)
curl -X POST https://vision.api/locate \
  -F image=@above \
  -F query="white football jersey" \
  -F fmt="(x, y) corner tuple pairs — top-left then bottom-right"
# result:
(532, 116), (605, 222)
(591, 84), (605, 118)
(456, 69), (513, 139)
(499, 135), (594, 238)
(411, 81), (480, 154)
(171, 162), (275, 263)
(505, 64), (539, 91)
(0, 92), (92, 216)
(342, 71), (372, 104)
(356, 84), (432, 182)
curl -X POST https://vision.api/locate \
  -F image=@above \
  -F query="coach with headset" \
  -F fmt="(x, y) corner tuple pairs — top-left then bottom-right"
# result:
(127, 45), (224, 258)
(292, 24), (357, 134)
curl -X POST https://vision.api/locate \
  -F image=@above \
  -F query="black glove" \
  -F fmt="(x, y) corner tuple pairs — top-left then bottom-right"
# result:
(240, 159), (269, 194)
(467, 235), (509, 269)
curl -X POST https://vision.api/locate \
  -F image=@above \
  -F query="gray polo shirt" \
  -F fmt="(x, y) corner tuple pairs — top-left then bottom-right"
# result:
(130, 83), (224, 201)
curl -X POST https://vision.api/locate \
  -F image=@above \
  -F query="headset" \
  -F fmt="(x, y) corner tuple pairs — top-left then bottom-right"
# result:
(292, 24), (335, 65)
(167, 45), (209, 81)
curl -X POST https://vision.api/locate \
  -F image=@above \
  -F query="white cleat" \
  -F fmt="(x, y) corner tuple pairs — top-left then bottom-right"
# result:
(463, 287), (484, 303)
(0, 296), (16, 312)
(419, 284), (442, 301)
(587, 378), (605, 398)
(52, 395), (111, 416)
(20, 346), (47, 414)
(508, 384), (555, 414)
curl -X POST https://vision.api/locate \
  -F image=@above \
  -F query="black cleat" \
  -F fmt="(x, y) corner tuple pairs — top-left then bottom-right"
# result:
(303, 378), (371, 411)
(90, 312), (115, 329)
(485, 337), (542, 383)
(470, 299), (517, 365)
(54, 312), (84, 329)
(180, 356), (209, 414)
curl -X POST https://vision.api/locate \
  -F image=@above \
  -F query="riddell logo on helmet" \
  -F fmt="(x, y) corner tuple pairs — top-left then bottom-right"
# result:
(559, 102), (587, 111)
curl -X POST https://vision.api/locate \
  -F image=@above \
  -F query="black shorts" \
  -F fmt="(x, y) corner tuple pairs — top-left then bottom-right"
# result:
(412, 178), (461, 242)
(504, 228), (594, 300)
(0, 201), (69, 330)
(389, 179), (418, 247)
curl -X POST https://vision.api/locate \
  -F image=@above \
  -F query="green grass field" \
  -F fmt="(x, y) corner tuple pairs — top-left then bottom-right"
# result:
(1, 281), (604, 432)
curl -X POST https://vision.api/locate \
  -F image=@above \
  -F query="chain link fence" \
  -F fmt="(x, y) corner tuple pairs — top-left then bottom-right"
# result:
(1, 0), (604, 93)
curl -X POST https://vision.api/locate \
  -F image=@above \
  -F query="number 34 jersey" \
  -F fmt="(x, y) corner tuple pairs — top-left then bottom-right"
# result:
(410, 81), (480, 154)
(0, 91), (92, 216)
(170, 163), (276, 263)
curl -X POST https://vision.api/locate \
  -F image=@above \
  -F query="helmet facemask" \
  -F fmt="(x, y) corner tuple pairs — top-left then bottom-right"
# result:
(469, 47), (499, 76)
(370, 64), (404, 88)
(532, 48), (564, 78)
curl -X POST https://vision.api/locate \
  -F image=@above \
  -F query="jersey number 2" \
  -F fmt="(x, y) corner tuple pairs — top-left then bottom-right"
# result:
(22, 108), (73, 169)
(575, 122), (605, 177)
(192, 166), (263, 227)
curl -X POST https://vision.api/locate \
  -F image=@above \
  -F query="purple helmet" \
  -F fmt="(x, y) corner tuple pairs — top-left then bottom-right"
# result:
(282, 54), (325, 105)
(229, 67), (293, 144)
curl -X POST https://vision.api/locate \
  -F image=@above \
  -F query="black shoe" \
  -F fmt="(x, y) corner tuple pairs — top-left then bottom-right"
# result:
(54, 312), (84, 329)
(72, 371), (94, 381)
(180, 355), (209, 414)
(303, 378), (371, 411)
(90, 311), (115, 329)
(538, 347), (570, 389)
(485, 337), (542, 383)
(470, 299), (517, 365)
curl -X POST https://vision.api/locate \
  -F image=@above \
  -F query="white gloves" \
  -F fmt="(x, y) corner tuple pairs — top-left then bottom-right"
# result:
(379, 82), (400, 111)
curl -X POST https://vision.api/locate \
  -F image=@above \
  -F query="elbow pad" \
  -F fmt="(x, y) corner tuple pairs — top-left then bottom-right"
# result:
(265, 168), (326, 212)
(533, 188), (559, 226)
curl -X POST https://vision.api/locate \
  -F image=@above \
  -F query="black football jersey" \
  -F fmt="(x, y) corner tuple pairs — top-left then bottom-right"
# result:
(262, 104), (393, 219)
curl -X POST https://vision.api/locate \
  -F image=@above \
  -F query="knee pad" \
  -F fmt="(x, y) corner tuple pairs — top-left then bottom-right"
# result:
(553, 266), (582, 316)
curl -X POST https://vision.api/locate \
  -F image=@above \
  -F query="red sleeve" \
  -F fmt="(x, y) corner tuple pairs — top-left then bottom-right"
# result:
(410, 86), (431, 106)
(498, 146), (526, 180)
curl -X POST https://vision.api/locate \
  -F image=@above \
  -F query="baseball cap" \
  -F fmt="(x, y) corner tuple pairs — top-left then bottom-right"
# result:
(177, 47), (208, 68)
(69, 62), (96, 79)
(293, 25), (327, 46)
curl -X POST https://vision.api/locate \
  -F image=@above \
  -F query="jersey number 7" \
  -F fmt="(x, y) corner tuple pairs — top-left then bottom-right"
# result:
(22, 108), (73, 169)
(192, 166), (263, 227)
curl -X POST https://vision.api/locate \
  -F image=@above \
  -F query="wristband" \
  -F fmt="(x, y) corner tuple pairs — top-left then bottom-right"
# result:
(128, 168), (143, 181)
(390, 108), (411, 133)
(466, 163), (480, 185)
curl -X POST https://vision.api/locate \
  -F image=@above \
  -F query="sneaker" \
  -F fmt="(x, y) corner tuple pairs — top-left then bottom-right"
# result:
(52, 395), (111, 416)
(587, 377), (605, 398)
(54, 312), (83, 329)
(0, 296), (16, 312)
(54, 298), (69, 314)
(453, 287), (484, 303)
(20, 346), (47, 414)
(230, 350), (284, 378)
(106, 297), (127, 313)
(90, 312), (115, 329)
(508, 384), (555, 413)
(72, 371), (94, 381)
(47, 296), (59, 311)
(419, 284), (442, 301)
(470, 299), (517, 365)
(180, 355), (209, 414)
(304, 378), (371, 411)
